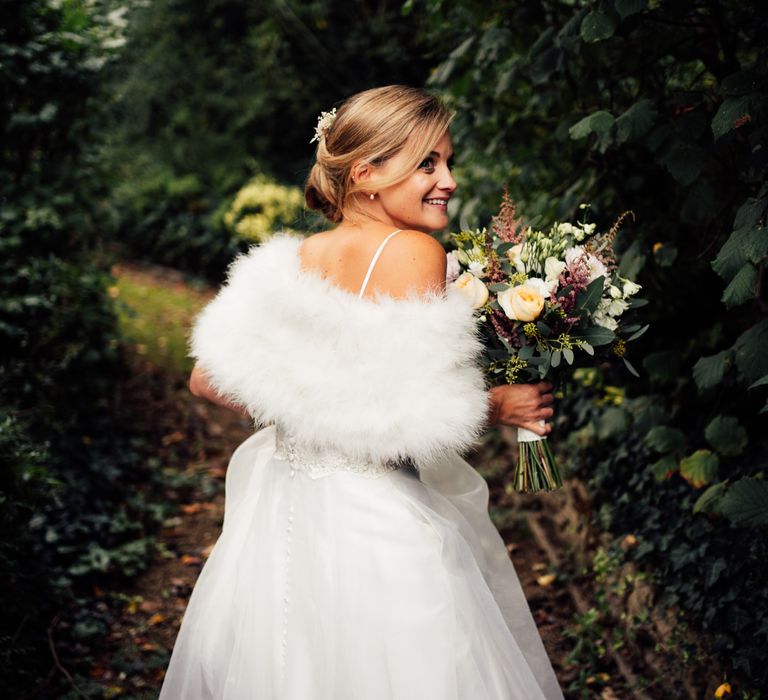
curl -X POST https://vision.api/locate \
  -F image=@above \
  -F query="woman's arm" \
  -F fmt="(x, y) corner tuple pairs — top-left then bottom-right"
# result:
(487, 382), (554, 436)
(189, 364), (250, 418)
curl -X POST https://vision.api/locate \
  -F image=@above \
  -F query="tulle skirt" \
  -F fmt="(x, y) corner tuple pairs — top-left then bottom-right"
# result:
(159, 425), (563, 700)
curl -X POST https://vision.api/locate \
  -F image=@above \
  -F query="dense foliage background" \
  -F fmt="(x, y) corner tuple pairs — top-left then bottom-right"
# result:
(2, 0), (765, 696)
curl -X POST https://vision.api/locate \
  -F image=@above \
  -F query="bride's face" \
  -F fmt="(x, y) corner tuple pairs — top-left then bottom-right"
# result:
(372, 131), (457, 233)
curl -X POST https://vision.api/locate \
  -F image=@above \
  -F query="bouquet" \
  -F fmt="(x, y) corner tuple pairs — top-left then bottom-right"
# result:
(448, 192), (647, 492)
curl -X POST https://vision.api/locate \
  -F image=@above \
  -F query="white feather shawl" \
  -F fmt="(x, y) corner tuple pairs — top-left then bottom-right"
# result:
(190, 232), (491, 466)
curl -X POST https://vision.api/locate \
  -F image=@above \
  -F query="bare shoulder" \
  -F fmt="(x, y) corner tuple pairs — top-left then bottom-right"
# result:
(369, 229), (447, 299)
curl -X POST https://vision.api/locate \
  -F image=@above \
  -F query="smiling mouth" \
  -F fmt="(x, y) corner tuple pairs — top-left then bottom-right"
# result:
(424, 198), (449, 207)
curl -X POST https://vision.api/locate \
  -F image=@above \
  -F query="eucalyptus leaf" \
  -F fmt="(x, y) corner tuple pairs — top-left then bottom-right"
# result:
(627, 324), (649, 342)
(581, 325), (615, 346)
(563, 347), (574, 365)
(623, 357), (640, 377)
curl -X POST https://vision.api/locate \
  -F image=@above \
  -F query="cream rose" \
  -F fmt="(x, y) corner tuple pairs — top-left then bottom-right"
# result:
(506, 243), (527, 274)
(452, 272), (489, 309)
(497, 284), (545, 321)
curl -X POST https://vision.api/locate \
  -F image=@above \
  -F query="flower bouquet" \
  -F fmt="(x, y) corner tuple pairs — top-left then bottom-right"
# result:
(448, 192), (647, 492)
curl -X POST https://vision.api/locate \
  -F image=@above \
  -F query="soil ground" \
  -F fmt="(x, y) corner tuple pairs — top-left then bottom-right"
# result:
(76, 261), (668, 700)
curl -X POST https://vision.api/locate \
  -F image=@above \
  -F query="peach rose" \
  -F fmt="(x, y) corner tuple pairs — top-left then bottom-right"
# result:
(452, 272), (489, 309)
(497, 284), (545, 321)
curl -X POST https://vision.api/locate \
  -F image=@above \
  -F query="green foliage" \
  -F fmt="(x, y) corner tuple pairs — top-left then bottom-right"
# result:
(100, 0), (435, 277)
(422, 0), (768, 688)
(0, 1), (160, 693)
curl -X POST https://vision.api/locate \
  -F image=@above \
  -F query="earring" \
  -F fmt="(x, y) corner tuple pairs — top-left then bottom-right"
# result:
(369, 193), (375, 200)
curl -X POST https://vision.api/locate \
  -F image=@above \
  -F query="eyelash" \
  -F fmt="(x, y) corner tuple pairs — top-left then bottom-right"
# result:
(419, 158), (455, 172)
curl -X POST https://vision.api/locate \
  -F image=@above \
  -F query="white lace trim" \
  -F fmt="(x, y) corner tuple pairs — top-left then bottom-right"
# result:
(273, 423), (400, 479)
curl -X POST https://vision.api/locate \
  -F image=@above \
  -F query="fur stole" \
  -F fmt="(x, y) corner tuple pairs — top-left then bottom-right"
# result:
(190, 232), (491, 466)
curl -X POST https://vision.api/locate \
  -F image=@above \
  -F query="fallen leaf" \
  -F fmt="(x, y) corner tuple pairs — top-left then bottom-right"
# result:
(147, 613), (165, 626)
(180, 554), (202, 566)
(536, 573), (556, 587)
(532, 562), (548, 572)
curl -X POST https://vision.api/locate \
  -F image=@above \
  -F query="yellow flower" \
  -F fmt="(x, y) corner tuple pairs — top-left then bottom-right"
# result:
(498, 284), (545, 321)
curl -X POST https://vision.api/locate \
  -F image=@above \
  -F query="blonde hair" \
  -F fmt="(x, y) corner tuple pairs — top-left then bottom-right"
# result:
(304, 85), (454, 224)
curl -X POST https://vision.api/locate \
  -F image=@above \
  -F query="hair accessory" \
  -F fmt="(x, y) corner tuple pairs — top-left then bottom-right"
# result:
(310, 107), (337, 144)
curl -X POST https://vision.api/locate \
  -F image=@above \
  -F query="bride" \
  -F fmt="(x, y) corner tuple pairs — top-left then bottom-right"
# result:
(160, 85), (561, 699)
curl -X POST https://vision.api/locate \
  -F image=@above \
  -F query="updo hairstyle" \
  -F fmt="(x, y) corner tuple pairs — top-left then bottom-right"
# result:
(304, 85), (454, 224)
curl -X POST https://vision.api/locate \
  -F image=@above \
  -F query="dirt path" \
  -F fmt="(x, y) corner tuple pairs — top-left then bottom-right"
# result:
(88, 261), (663, 700)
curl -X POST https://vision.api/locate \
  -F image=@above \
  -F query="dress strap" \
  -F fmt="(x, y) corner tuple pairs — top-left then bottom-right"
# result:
(357, 229), (402, 298)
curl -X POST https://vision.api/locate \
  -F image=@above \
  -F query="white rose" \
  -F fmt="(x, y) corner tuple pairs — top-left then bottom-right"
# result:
(445, 251), (461, 283)
(544, 257), (566, 284)
(452, 272), (489, 309)
(497, 284), (545, 321)
(506, 243), (527, 273)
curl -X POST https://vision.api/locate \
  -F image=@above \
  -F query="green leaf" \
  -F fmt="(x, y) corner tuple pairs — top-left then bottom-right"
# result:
(651, 454), (678, 481)
(692, 350), (731, 390)
(615, 0), (647, 19)
(596, 406), (628, 440)
(653, 243), (678, 267)
(569, 111), (615, 149)
(551, 349), (561, 368)
(623, 357), (639, 377)
(659, 140), (707, 186)
(580, 11), (616, 42)
(563, 347), (574, 365)
(680, 449), (719, 488)
(626, 323), (649, 341)
(643, 350), (680, 383)
(645, 426), (686, 455)
(488, 283), (510, 292)
(580, 341), (594, 356)
(734, 319), (768, 384)
(711, 226), (768, 281)
(576, 275), (605, 315)
(705, 415), (748, 457)
(615, 99), (657, 143)
(748, 374), (768, 390)
(719, 478), (768, 527)
(722, 263), (757, 307)
(693, 481), (727, 514)
(581, 325), (615, 346)
(712, 96), (752, 140)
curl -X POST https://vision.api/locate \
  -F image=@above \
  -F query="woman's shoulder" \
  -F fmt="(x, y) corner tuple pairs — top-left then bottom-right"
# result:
(302, 225), (447, 299)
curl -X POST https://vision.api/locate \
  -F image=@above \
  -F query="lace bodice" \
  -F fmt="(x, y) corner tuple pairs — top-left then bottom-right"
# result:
(273, 423), (401, 479)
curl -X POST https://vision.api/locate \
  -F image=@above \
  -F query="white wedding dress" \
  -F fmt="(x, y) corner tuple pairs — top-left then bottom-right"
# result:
(159, 231), (563, 700)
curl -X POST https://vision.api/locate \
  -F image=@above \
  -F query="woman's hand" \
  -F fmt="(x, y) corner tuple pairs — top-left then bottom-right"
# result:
(189, 364), (250, 418)
(487, 382), (554, 436)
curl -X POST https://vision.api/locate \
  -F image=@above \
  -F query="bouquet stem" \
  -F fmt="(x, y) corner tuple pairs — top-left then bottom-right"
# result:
(513, 422), (562, 493)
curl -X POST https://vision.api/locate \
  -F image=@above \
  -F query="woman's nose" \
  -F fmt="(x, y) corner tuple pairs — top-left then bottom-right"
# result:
(439, 166), (457, 192)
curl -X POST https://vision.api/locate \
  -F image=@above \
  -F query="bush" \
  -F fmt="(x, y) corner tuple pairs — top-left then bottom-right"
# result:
(422, 0), (768, 690)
